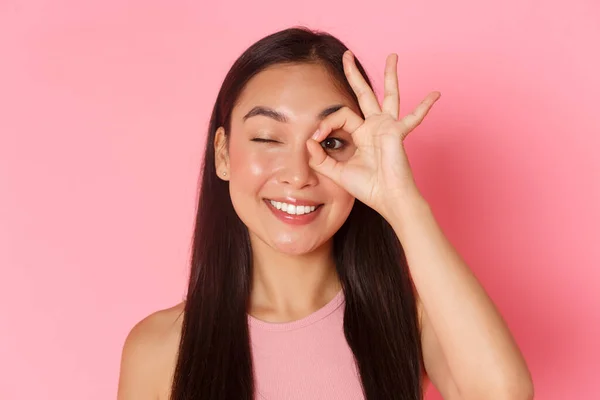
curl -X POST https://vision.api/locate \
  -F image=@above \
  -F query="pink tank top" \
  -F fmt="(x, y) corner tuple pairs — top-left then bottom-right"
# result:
(248, 290), (365, 400)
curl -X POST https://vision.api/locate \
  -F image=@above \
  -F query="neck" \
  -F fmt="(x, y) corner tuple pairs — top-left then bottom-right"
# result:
(248, 235), (341, 322)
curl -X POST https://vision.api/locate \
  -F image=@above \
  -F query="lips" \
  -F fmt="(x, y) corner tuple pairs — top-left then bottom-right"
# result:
(263, 198), (324, 225)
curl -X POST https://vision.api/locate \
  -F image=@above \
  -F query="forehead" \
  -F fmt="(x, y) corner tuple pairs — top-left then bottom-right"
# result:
(232, 63), (354, 121)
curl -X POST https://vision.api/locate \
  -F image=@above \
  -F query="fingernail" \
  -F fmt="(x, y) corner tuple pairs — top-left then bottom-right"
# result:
(312, 129), (321, 140)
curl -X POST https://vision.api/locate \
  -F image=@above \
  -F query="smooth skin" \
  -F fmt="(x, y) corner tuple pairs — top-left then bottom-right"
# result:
(117, 51), (534, 400)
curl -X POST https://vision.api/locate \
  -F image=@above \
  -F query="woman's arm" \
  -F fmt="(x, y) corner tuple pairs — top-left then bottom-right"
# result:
(390, 194), (534, 400)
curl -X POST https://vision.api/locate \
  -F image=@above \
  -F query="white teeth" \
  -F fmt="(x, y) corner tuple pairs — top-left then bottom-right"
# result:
(269, 200), (317, 215)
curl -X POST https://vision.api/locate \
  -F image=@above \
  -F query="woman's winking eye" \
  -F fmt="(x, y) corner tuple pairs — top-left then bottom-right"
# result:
(251, 137), (278, 143)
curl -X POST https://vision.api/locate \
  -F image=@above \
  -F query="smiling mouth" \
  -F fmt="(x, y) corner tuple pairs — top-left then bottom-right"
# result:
(264, 199), (323, 216)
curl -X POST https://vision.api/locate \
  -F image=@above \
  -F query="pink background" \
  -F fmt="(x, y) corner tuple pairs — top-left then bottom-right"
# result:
(1, 1), (599, 399)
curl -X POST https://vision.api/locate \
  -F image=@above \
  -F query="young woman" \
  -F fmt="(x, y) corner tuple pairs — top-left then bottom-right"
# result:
(117, 27), (534, 400)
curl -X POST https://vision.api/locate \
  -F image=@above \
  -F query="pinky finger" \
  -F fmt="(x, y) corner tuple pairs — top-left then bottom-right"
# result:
(401, 91), (441, 132)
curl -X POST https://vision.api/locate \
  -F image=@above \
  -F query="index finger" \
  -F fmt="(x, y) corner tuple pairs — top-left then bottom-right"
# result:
(311, 106), (364, 142)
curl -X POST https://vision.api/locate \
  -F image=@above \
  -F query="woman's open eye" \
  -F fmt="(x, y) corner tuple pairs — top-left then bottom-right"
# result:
(321, 137), (346, 151)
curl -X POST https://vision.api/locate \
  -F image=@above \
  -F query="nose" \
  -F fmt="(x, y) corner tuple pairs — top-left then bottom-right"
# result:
(276, 145), (318, 189)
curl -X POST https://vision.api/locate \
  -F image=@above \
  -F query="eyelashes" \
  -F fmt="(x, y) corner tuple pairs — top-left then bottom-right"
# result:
(250, 137), (348, 151)
(250, 138), (277, 143)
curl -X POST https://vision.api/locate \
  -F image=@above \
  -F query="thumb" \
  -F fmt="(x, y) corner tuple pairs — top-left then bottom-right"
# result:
(306, 139), (343, 184)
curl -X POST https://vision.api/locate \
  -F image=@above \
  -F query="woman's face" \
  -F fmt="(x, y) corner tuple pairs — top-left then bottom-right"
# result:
(215, 62), (360, 255)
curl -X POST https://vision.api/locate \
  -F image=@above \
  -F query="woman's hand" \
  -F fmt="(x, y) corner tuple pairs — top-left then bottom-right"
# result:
(306, 50), (440, 220)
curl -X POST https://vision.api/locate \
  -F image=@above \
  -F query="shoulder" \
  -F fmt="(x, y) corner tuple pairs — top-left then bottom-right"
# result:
(117, 302), (185, 400)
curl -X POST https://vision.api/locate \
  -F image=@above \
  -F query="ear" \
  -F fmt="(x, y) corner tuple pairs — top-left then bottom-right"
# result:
(214, 126), (230, 181)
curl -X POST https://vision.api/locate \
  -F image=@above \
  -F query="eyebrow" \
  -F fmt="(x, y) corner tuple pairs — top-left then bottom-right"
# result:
(242, 104), (345, 123)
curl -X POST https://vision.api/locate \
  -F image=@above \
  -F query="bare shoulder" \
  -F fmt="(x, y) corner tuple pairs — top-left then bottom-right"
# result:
(117, 302), (185, 400)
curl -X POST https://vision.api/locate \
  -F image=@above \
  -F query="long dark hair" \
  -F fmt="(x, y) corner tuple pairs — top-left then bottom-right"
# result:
(171, 26), (423, 400)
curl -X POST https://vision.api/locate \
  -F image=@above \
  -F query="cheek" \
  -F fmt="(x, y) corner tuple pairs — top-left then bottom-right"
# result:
(324, 180), (355, 219)
(230, 141), (260, 173)
(335, 189), (355, 215)
(228, 143), (273, 194)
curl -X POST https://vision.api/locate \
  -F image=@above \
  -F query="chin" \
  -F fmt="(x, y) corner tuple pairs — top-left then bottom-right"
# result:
(270, 236), (324, 256)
